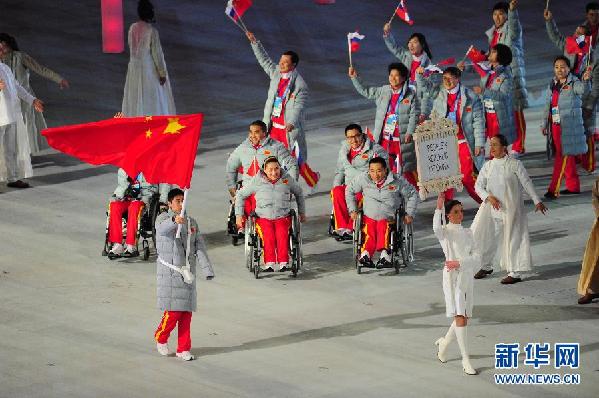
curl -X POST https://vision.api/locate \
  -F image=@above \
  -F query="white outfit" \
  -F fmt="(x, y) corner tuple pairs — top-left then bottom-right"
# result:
(121, 21), (176, 116)
(472, 156), (541, 276)
(0, 62), (34, 182)
(433, 210), (480, 317)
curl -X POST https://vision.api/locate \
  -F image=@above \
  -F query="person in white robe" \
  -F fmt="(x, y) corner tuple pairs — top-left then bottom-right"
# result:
(433, 193), (480, 375)
(472, 134), (548, 284)
(0, 33), (69, 154)
(0, 61), (44, 188)
(121, 0), (176, 117)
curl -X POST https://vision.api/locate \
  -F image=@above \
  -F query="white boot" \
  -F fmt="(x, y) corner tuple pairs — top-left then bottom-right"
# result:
(176, 351), (194, 361)
(109, 243), (124, 255)
(435, 321), (455, 363)
(455, 326), (477, 375)
(156, 342), (169, 356)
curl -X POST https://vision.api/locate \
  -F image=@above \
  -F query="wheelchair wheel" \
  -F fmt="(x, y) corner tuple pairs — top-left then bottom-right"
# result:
(290, 210), (302, 277)
(245, 218), (255, 272)
(388, 230), (400, 274)
(102, 239), (109, 257)
(232, 236), (240, 246)
(327, 212), (334, 236)
(353, 212), (363, 274)
(142, 240), (150, 261)
(402, 222), (414, 266)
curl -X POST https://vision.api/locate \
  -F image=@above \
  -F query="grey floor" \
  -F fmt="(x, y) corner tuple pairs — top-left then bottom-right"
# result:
(0, 1), (597, 397)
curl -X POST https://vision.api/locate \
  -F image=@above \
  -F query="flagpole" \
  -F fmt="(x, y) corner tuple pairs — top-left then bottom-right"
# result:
(460, 45), (473, 64)
(237, 15), (249, 33)
(588, 35), (593, 68)
(545, 0), (550, 10)
(388, 4), (400, 25)
(347, 35), (353, 67)
(176, 189), (189, 238)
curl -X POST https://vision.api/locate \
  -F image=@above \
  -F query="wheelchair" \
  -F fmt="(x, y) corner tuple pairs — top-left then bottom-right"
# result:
(352, 198), (414, 274)
(244, 209), (302, 279)
(101, 193), (162, 261)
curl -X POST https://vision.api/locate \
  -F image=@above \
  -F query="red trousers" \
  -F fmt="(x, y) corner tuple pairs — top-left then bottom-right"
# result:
(511, 110), (526, 154)
(256, 216), (291, 264)
(243, 193), (256, 217)
(485, 112), (500, 139)
(578, 135), (596, 173)
(361, 216), (391, 257)
(381, 137), (419, 188)
(108, 200), (144, 245)
(444, 142), (482, 203)
(548, 124), (580, 195)
(154, 310), (192, 353)
(331, 185), (363, 230)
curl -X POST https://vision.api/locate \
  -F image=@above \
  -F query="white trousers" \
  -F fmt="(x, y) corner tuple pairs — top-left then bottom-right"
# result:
(480, 216), (520, 278)
(0, 123), (19, 182)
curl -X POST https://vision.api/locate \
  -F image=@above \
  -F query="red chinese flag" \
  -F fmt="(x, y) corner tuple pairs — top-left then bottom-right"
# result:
(42, 114), (203, 188)
(467, 47), (488, 63)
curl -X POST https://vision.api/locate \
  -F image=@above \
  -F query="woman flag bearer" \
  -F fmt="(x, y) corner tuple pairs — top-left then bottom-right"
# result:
(433, 193), (480, 375)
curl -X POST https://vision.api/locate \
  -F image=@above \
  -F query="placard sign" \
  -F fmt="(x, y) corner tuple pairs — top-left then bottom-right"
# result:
(414, 113), (463, 200)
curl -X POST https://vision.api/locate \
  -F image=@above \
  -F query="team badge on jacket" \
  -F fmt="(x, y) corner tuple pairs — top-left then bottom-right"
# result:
(282, 179), (289, 184)
(465, 106), (472, 112)
(264, 150), (271, 155)
(361, 154), (369, 159)
(388, 185), (396, 191)
(402, 99), (410, 105)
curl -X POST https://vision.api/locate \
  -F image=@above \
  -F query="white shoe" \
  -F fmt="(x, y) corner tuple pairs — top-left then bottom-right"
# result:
(278, 262), (288, 271)
(176, 351), (194, 361)
(126, 244), (136, 252)
(379, 249), (391, 263)
(110, 243), (124, 255)
(262, 262), (276, 271)
(462, 359), (477, 375)
(435, 338), (448, 363)
(156, 342), (169, 356)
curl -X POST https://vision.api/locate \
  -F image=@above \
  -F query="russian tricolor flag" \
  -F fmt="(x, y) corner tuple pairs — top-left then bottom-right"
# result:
(225, 0), (252, 22)
(347, 32), (365, 53)
(395, 0), (414, 26)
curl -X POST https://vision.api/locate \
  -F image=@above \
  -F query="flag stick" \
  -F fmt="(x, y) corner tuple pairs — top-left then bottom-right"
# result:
(176, 189), (189, 238)
(545, 0), (550, 10)
(588, 35), (593, 68)
(230, 18), (247, 33)
(237, 14), (249, 33)
(460, 45), (473, 63)
(347, 36), (353, 67)
(388, 4), (400, 25)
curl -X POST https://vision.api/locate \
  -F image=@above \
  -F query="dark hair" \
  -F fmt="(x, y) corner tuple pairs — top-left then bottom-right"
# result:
(492, 2), (509, 13)
(578, 24), (592, 35)
(369, 156), (388, 169)
(262, 156), (280, 169)
(283, 50), (299, 66)
(493, 43), (512, 66)
(138, 0), (155, 23)
(443, 66), (462, 79)
(0, 33), (19, 51)
(388, 62), (409, 80)
(444, 199), (462, 221)
(344, 123), (363, 136)
(167, 188), (184, 202)
(587, 2), (599, 12)
(407, 33), (433, 60)
(250, 120), (267, 133)
(554, 55), (571, 69)
(493, 134), (509, 147)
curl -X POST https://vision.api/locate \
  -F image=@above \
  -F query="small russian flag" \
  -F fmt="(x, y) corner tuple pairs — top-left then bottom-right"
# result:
(395, 0), (414, 26)
(347, 31), (365, 53)
(225, 0), (252, 22)
(473, 61), (492, 78)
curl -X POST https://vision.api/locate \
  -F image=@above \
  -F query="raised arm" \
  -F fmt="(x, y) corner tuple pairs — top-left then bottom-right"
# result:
(21, 52), (64, 84)
(544, 12), (566, 52)
(432, 193), (445, 241)
(383, 31), (411, 62)
(349, 70), (382, 100)
(249, 36), (277, 78)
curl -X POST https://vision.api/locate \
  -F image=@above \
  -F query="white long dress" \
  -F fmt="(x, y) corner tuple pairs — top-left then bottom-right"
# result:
(121, 21), (176, 117)
(433, 209), (480, 318)
(472, 156), (541, 274)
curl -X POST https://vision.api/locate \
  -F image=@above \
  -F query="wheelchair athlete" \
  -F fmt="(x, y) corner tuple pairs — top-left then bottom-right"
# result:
(235, 156), (306, 272)
(331, 123), (388, 241)
(347, 157), (418, 268)
(107, 168), (166, 258)
(226, 120), (298, 230)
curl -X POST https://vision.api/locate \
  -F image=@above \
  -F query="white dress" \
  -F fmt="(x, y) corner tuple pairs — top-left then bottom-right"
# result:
(472, 156), (541, 273)
(121, 21), (176, 117)
(433, 209), (480, 318)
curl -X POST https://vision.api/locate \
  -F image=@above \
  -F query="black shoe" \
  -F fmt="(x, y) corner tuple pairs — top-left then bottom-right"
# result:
(123, 249), (139, 258)
(6, 180), (30, 188)
(376, 257), (392, 269)
(359, 254), (374, 268)
(341, 232), (353, 241)
(578, 293), (599, 304)
(560, 189), (581, 195)
(500, 275), (522, 284)
(544, 191), (557, 200)
(474, 268), (493, 279)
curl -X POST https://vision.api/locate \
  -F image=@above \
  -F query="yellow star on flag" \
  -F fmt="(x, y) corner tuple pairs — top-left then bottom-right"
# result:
(163, 117), (185, 135)
(145, 129), (153, 139)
